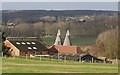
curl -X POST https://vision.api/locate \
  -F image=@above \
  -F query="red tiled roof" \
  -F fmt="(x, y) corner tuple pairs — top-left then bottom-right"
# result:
(49, 45), (85, 54)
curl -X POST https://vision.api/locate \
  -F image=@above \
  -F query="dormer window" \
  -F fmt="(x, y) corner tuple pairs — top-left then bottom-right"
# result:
(31, 42), (36, 44)
(33, 47), (37, 49)
(26, 42), (31, 44)
(16, 42), (20, 45)
(28, 47), (32, 49)
(21, 42), (26, 45)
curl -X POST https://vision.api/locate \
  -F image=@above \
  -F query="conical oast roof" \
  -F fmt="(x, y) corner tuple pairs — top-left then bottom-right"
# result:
(63, 30), (71, 46)
(54, 30), (62, 45)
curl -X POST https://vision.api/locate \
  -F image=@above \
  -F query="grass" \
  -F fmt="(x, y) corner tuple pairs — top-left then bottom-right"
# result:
(42, 37), (96, 46)
(2, 57), (118, 73)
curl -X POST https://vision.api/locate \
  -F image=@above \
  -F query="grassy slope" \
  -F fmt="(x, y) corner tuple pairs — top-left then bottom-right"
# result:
(2, 57), (118, 73)
(42, 37), (96, 46)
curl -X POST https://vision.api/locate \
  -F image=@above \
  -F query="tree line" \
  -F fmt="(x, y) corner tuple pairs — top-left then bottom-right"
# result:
(1, 15), (118, 38)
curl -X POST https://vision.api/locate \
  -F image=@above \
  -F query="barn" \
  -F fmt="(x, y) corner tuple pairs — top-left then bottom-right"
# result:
(4, 37), (48, 56)
(48, 29), (106, 63)
(48, 45), (85, 55)
(75, 53), (104, 63)
(49, 30), (85, 55)
(50, 53), (104, 63)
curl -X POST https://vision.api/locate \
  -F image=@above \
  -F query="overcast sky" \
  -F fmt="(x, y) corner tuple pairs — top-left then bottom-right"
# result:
(1, 0), (120, 2)
(1, 2), (119, 11)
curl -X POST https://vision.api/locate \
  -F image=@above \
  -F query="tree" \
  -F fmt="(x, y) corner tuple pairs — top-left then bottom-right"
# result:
(2, 32), (11, 57)
(96, 28), (118, 59)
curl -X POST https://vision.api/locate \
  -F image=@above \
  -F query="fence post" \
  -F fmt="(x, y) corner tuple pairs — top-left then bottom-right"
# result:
(2, 52), (3, 57)
(64, 56), (66, 62)
(92, 57), (94, 63)
(104, 59), (106, 64)
(26, 54), (28, 59)
(58, 53), (60, 60)
(13, 52), (15, 59)
(116, 58), (118, 64)
(79, 56), (81, 62)
(40, 55), (41, 61)
(51, 56), (53, 62)
(58, 48), (60, 60)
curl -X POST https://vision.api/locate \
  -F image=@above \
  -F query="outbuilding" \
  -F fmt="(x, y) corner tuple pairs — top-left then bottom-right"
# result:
(4, 37), (48, 56)
(75, 54), (104, 63)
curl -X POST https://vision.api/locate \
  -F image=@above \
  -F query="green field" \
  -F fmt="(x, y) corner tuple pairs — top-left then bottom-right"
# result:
(42, 37), (96, 46)
(2, 57), (118, 73)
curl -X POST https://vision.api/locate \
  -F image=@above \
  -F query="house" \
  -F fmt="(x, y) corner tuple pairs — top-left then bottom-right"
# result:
(4, 37), (48, 56)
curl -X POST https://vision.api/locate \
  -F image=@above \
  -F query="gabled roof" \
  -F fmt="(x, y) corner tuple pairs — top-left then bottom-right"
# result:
(49, 45), (85, 54)
(9, 40), (48, 52)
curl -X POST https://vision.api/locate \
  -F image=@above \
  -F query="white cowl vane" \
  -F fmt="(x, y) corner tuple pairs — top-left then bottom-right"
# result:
(54, 29), (62, 45)
(63, 30), (71, 46)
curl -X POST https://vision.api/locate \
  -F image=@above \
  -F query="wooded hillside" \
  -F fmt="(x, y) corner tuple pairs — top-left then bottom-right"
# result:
(1, 10), (118, 38)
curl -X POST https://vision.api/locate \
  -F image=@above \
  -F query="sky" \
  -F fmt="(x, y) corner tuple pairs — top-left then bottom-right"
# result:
(1, 0), (120, 2)
(1, 2), (119, 11)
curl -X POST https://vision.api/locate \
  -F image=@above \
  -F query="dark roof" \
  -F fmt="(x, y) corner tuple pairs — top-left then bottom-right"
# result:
(10, 40), (48, 52)
(6, 37), (37, 41)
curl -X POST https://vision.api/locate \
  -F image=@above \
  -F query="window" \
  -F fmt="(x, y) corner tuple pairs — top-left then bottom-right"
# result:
(31, 42), (36, 44)
(28, 47), (32, 49)
(33, 47), (37, 49)
(21, 42), (26, 45)
(16, 42), (20, 45)
(26, 42), (31, 44)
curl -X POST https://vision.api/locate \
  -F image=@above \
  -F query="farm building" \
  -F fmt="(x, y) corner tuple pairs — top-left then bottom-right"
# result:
(51, 53), (104, 63)
(49, 30), (85, 55)
(48, 30), (110, 63)
(3, 30), (110, 63)
(48, 45), (85, 55)
(75, 53), (104, 63)
(4, 37), (48, 56)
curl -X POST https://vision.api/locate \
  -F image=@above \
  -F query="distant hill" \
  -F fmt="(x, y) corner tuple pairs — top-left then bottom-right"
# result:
(1, 10), (118, 38)
(2, 10), (117, 23)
